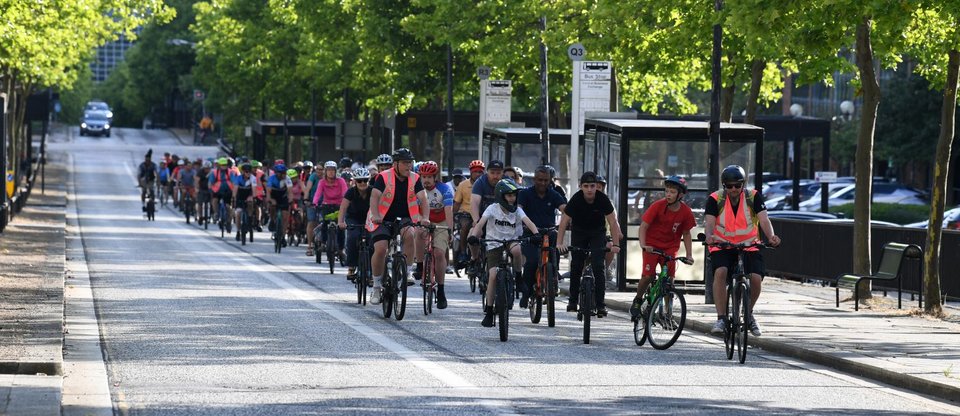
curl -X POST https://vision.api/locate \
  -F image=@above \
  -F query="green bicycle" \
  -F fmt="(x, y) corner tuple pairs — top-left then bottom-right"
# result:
(633, 249), (693, 350)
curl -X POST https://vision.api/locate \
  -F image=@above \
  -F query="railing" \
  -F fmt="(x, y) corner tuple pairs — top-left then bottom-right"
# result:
(1, 123), (47, 232)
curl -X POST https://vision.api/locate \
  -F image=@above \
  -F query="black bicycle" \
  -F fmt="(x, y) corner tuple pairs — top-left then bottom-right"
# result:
(705, 239), (773, 364)
(379, 219), (411, 321)
(563, 246), (610, 344)
(198, 190), (212, 229)
(471, 237), (524, 342)
(182, 190), (195, 224)
(238, 200), (256, 245)
(273, 208), (284, 254)
(346, 224), (372, 305)
(217, 198), (231, 239)
(144, 187), (156, 221)
(317, 206), (341, 274)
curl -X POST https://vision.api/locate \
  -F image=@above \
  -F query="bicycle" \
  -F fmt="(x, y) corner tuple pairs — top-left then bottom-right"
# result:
(564, 246), (610, 344)
(452, 212), (472, 279)
(198, 190), (212, 229)
(144, 187), (156, 221)
(705, 239), (772, 364)
(287, 201), (303, 247)
(238, 200), (256, 245)
(471, 237), (524, 342)
(217, 199), (231, 239)
(273, 208), (284, 254)
(414, 223), (449, 315)
(379, 219), (411, 321)
(528, 226), (559, 327)
(346, 224), (372, 305)
(632, 249), (692, 350)
(316, 208), (340, 273)
(182, 190), (195, 224)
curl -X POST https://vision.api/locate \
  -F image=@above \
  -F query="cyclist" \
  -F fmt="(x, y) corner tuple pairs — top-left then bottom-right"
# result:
(468, 178), (540, 327)
(557, 171), (623, 318)
(367, 148), (429, 305)
(504, 166), (525, 186)
(340, 157), (354, 176)
(288, 168), (305, 242)
(313, 161), (349, 258)
(374, 154), (393, 179)
(446, 168), (464, 192)
(232, 162), (258, 240)
(178, 159), (199, 220)
(157, 160), (170, 205)
(630, 176), (696, 318)
(208, 157), (235, 224)
(453, 160), (484, 267)
(138, 150), (157, 208)
(338, 167), (373, 281)
(706, 165), (781, 337)
(416, 161), (454, 309)
(196, 160), (212, 221)
(518, 165), (567, 308)
(266, 162), (292, 243)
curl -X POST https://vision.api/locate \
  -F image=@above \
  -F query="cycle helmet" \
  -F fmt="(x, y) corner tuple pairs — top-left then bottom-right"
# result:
(240, 163), (252, 173)
(303, 161), (314, 169)
(274, 159), (285, 166)
(353, 167), (370, 180)
(274, 164), (286, 173)
(664, 175), (687, 193)
(418, 161), (439, 177)
(252, 160), (262, 168)
(217, 157), (228, 166)
(412, 161), (422, 173)
(324, 160), (337, 169)
(596, 175), (606, 185)
(392, 147), (415, 161)
(494, 178), (521, 213)
(177, 159), (185, 166)
(286, 169), (298, 179)
(721, 165), (746, 184)
(469, 160), (486, 171)
(341, 171), (353, 181)
(514, 166), (525, 179)
(295, 161), (304, 168)
(202, 160), (212, 169)
(375, 153), (393, 165)
(340, 157), (353, 168)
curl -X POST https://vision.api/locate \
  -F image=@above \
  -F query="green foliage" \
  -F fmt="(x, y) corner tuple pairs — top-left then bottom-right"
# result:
(59, 66), (94, 124)
(875, 71), (942, 165)
(831, 202), (931, 224)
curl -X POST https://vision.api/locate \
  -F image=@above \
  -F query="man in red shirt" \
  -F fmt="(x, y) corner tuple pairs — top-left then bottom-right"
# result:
(630, 176), (696, 319)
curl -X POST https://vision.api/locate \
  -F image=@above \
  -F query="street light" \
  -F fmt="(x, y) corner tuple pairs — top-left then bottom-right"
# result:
(789, 103), (804, 117)
(840, 100), (855, 120)
(166, 39), (197, 48)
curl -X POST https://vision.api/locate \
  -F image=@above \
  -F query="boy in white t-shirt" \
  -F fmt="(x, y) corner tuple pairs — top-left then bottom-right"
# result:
(468, 178), (540, 327)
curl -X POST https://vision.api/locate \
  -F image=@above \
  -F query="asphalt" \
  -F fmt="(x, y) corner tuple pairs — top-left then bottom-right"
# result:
(1, 144), (960, 413)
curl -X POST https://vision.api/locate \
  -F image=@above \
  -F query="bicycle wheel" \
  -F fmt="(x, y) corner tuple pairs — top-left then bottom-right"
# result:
(580, 277), (593, 344)
(647, 290), (687, 350)
(633, 314), (648, 346)
(468, 266), (477, 293)
(274, 216), (283, 254)
(241, 212), (248, 245)
(382, 267), (393, 318)
(327, 225), (337, 274)
(546, 258), (556, 327)
(736, 282), (750, 364)
(315, 226), (323, 264)
(422, 252), (433, 315)
(725, 283), (737, 360)
(496, 269), (510, 342)
(529, 288), (542, 324)
(393, 255), (407, 321)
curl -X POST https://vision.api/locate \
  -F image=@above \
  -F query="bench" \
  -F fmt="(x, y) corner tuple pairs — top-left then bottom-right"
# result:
(835, 242), (923, 311)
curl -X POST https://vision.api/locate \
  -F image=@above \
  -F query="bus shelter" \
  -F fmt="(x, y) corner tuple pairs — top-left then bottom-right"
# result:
(482, 126), (580, 191)
(583, 118), (764, 291)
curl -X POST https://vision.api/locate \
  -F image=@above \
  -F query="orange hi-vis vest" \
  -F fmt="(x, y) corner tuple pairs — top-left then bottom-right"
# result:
(254, 170), (265, 199)
(709, 189), (760, 253)
(210, 168), (236, 193)
(365, 168), (420, 232)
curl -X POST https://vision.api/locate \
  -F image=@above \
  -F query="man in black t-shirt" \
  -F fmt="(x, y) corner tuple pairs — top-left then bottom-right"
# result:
(367, 148), (429, 305)
(557, 172), (623, 317)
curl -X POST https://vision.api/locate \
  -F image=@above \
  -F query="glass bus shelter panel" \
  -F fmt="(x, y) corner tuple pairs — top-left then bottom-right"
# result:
(720, 141), (759, 191)
(451, 133), (480, 171)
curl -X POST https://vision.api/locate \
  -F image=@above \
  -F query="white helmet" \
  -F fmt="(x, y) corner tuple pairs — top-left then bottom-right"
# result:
(324, 160), (337, 169)
(353, 167), (370, 180)
(177, 159), (185, 166)
(375, 154), (393, 165)
(202, 160), (212, 169)
(303, 161), (314, 168)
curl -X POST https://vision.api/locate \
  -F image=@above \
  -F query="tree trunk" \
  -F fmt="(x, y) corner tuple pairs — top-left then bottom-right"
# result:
(853, 17), (880, 298)
(720, 84), (735, 123)
(745, 60), (765, 125)
(922, 49), (958, 316)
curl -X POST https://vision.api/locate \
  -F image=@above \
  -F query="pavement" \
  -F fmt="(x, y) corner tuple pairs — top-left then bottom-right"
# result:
(2, 148), (960, 413)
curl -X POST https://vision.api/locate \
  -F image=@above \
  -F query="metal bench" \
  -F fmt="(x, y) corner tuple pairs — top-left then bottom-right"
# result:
(835, 242), (923, 311)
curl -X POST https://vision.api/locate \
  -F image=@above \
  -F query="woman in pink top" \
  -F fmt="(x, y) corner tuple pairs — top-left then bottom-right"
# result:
(313, 161), (348, 254)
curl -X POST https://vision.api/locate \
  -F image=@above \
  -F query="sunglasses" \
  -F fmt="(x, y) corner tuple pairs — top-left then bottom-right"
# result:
(724, 183), (743, 189)
(355, 179), (368, 184)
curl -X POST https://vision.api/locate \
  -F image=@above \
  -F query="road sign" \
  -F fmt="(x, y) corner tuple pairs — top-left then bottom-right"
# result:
(571, 61), (612, 136)
(477, 66), (491, 80)
(567, 43), (586, 61)
(815, 171), (838, 183)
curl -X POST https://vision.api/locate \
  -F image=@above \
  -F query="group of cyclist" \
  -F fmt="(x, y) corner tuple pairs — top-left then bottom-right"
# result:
(138, 146), (781, 337)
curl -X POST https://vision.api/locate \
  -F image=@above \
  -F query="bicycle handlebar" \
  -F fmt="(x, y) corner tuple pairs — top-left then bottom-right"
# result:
(703, 241), (775, 250)
(648, 248), (694, 265)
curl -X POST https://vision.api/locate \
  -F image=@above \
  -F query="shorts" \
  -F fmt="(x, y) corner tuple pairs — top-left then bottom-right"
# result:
(642, 250), (678, 277)
(485, 243), (517, 269)
(424, 227), (450, 251)
(197, 190), (211, 203)
(710, 249), (765, 278)
(306, 204), (317, 222)
(371, 220), (411, 244)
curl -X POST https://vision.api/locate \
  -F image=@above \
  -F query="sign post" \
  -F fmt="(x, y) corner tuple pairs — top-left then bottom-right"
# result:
(570, 54), (611, 190)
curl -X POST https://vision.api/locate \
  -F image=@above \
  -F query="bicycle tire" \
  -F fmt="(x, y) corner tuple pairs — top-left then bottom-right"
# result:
(315, 226), (323, 264)
(530, 291), (542, 324)
(423, 252), (433, 315)
(633, 315), (648, 346)
(581, 277), (593, 344)
(382, 266), (393, 318)
(468, 268), (477, 293)
(393, 255), (407, 321)
(496, 269), (510, 342)
(274, 215), (283, 254)
(737, 282), (750, 364)
(546, 260), (556, 327)
(327, 225), (337, 274)
(241, 212), (247, 245)
(647, 290), (687, 350)
(726, 282), (737, 360)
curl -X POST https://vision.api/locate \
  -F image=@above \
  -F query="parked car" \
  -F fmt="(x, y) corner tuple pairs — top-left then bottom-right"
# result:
(762, 179), (815, 201)
(80, 111), (111, 137)
(798, 183), (927, 211)
(813, 218), (902, 228)
(766, 210), (838, 220)
(904, 207), (960, 229)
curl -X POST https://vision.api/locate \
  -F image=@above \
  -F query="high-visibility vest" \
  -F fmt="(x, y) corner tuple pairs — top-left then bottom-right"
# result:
(709, 189), (760, 253)
(365, 168), (420, 232)
(210, 168), (236, 193)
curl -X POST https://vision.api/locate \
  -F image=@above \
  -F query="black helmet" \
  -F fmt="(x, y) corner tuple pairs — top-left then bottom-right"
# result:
(495, 178), (521, 213)
(664, 175), (687, 193)
(392, 148), (415, 161)
(721, 165), (746, 184)
(339, 157), (353, 168)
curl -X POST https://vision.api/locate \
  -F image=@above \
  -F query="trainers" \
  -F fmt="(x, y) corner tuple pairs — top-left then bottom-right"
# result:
(519, 292), (529, 309)
(437, 287), (447, 309)
(596, 307), (608, 318)
(445, 265), (454, 274)
(371, 287), (382, 305)
(566, 302), (578, 312)
(749, 318), (762, 337)
(711, 318), (727, 334)
(346, 267), (357, 281)
(481, 311), (495, 327)
(630, 296), (644, 320)
(235, 231), (241, 241)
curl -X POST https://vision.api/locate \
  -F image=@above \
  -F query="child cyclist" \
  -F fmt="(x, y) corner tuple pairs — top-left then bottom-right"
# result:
(468, 178), (540, 327)
(630, 176), (696, 318)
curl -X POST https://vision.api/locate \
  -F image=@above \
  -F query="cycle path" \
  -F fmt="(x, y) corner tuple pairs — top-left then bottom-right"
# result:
(559, 272), (960, 404)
